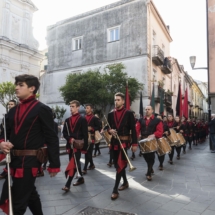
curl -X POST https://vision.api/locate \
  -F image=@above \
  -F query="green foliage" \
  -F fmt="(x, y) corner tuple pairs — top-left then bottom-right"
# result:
(59, 63), (143, 114)
(52, 105), (67, 124)
(0, 82), (16, 112)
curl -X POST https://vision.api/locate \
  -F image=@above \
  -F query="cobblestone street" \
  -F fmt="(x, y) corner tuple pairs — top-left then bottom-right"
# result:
(1, 140), (215, 215)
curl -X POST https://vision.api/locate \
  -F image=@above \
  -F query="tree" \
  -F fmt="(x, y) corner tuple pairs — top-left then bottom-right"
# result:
(52, 105), (67, 124)
(0, 82), (17, 112)
(59, 63), (143, 114)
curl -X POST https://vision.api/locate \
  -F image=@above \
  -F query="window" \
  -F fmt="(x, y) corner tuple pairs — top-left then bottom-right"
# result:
(72, 37), (82, 51)
(163, 77), (166, 86)
(153, 69), (157, 81)
(108, 26), (120, 42)
(162, 44), (165, 56)
(152, 31), (156, 46)
(44, 65), (48, 70)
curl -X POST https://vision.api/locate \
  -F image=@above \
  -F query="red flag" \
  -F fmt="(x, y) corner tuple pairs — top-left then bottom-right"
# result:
(0, 154), (6, 162)
(125, 82), (130, 110)
(117, 150), (127, 173)
(176, 82), (183, 117)
(183, 88), (188, 119)
(65, 148), (77, 178)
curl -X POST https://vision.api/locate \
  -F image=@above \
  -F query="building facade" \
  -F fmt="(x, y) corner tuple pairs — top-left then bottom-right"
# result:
(0, 0), (43, 115)
(40, 0), (173, 117)
(40, 0), (208, 119)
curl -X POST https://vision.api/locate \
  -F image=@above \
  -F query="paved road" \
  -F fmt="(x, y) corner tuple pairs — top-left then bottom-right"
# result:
(0, 140), (215, 215)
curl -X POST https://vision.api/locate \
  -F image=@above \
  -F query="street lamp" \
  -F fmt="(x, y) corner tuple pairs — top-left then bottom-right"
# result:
(189, 56), (207, 70)
(189, 55), (211, 149)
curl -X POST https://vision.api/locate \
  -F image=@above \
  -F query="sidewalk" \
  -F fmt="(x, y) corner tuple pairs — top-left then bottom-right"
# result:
(1, 140), (215, 215)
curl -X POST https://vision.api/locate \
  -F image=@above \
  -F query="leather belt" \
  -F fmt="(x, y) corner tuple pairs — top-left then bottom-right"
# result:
(118, 136), (130, 141)
(12, 150), (38, 156)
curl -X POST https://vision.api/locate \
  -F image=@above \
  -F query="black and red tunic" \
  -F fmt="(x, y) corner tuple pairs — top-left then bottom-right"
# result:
(63, 113), (88, 151)
(63, 113), (88, 177)
(136, 115), (163, 139)
(173, 121), (184, 133)
(108, 107), (138, 149)
(0, 96), (60, 176)
(184, 121), (194, 137)
(167, 120), (175, 128)
(85, 114), (100, 144)
(163, 121), (170, 137)
(107, 107), (137, 173)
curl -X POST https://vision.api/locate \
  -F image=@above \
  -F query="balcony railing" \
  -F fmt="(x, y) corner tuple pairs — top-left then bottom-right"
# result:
(152, 45), (164, 66)
(165, 92), (172, 106)
(154, 85), (164, 103)
(161, 57), (172, 74)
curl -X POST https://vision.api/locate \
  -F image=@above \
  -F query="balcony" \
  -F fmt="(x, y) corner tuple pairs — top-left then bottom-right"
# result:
(161, 57), (172, 74)
(165, 92), (172, 106)
(154, 85), (164, 103)
(152, 45), (164, 66)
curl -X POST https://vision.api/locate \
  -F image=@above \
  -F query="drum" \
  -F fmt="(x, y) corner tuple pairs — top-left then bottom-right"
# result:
(157, 137), (172, 156)
(167, 128), (180, 146)
(103, 130), (112, 146)
(176, 133), (186, 146)
(139, 138), (158, 154)
(95, 131), (102, 144)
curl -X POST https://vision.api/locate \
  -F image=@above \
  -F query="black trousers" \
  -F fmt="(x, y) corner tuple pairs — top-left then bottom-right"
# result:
(156, 152), (165, 167)
(175, 146), (182, 157)
(168, 146), (175, 161)
(94, 143), (101, 155)
(143, 152), (155, 176)
(1, 168), (43, 215)
(186, 136), (193, 147)
(83, 143), (94, 170)
(109, 149), (114, 164)
(112, 149), (128, 193)
(65, 150), (83, 188)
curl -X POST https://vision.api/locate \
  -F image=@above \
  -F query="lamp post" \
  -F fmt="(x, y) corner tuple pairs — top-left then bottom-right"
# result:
(189, 55), (211, 149)
(189, 0), (211, 149)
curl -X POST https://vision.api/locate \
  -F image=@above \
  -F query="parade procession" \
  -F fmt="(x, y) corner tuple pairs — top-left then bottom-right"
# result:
(1, 0), (215, 215)
(0, 74), (211, 214)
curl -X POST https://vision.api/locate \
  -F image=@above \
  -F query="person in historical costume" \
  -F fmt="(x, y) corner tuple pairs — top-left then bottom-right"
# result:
(167, 114), (176, 164)
(173, 116), (185, 160)
(195, 119), (202, 144)
(0, 100), (17, 179)
(0, 74), (60, 215)
(82, 104), (100, 174)
(62, 100), (88, 192)
(107, 92), (137, 200)
(156, 114), (170, 171)
(136, 106), (163, 181)
(130, 111), (139, 161)
(93, 114), (102, 157)
(39, 110), (59, 173)
(181, 117), (188, 154)
(184, 117), (194, 150)
(192, 118), (198, 146)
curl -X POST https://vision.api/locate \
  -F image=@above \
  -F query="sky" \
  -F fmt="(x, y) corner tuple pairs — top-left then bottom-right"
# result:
(32, 0), (208, 82)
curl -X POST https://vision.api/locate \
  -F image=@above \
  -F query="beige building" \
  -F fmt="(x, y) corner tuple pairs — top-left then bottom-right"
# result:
(0, 0), (43, 115)
(40, 48), (48, 75)
(148, 0), (173, 115)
